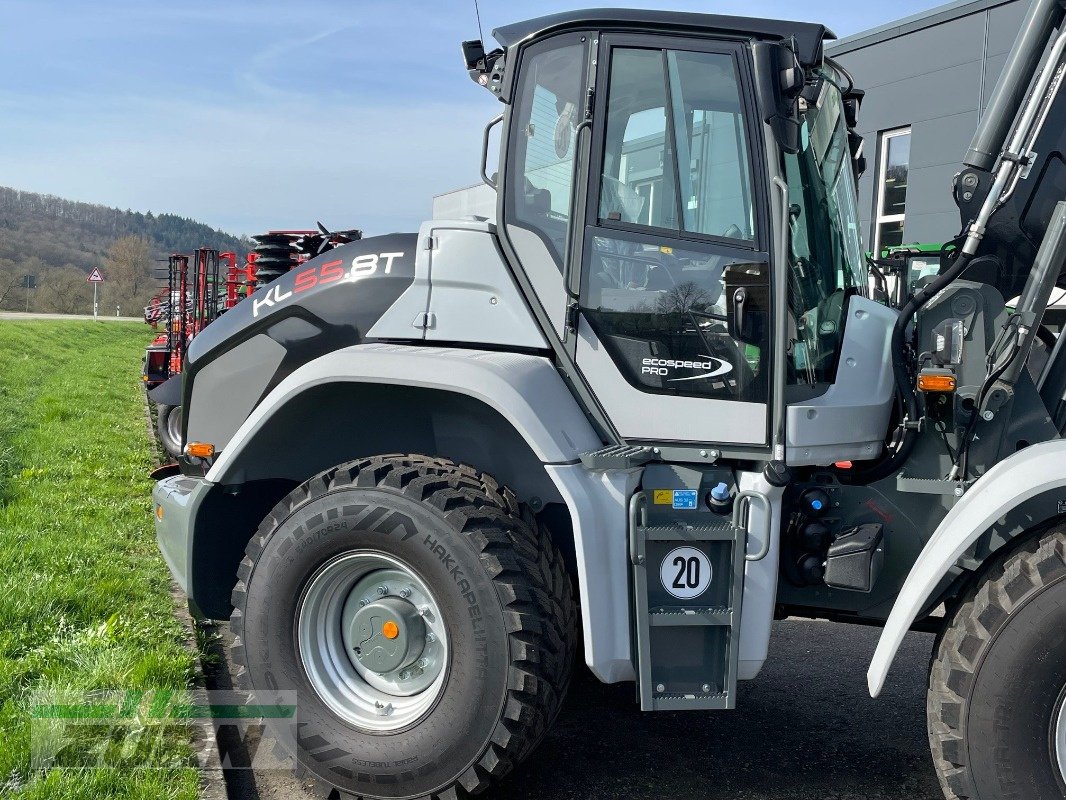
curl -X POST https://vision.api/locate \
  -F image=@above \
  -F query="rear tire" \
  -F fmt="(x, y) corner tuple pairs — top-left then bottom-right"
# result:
(156, 404), (183, 458)
(230, 454), (576, 799)
(928, 529), (1066, 799)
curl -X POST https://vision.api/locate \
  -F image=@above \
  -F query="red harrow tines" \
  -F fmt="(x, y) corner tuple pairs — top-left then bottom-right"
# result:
(142, 248), (236, 389)
(249, 223), (363, 287)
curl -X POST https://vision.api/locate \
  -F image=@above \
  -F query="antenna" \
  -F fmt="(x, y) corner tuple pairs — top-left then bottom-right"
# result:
(473, 0), (485, 41)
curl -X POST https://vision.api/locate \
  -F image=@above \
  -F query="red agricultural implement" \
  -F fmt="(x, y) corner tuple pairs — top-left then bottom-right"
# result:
(143, 225), (361, 456)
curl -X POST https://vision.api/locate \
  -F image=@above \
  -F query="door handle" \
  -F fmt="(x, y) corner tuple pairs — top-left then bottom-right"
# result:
(729, 287), (748, 341)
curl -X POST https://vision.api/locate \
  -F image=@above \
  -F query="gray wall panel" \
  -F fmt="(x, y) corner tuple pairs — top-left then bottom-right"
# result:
(829, 0), (1025, 249)
(981, 51), (1010, 107)
(985, 1), (1028, 55)
(904, 163), (963, 216)
(852, 62), (982, 132)
(910, 110), (980, 170)
(837, 14), (986, 90)
(903, 211), (964, 245)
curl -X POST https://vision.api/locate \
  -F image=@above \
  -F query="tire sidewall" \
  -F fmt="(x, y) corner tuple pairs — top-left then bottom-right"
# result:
(156, 404), (182, 457)
(241, 484), (511, 798)
(965, 573), (1066, 799)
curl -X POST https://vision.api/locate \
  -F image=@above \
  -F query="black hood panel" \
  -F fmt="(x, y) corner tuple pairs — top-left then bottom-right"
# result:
(181, 232), (419, 425)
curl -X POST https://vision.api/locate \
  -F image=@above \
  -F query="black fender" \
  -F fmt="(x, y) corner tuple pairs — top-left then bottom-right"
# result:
(148, 375), (182, 407)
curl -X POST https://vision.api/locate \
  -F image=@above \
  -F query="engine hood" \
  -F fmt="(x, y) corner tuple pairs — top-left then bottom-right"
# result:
(187, 232), (417, 367)
(179, 232), (419, 446)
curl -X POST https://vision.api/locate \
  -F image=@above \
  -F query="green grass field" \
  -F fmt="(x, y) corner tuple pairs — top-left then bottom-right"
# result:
(0, 321), (198, 799)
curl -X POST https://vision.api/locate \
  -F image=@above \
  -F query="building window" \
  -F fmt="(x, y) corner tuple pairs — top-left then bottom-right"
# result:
(873, 127), (911, 255)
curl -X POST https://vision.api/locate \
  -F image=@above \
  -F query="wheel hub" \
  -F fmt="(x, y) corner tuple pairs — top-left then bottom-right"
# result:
(347, 596), (425, 674)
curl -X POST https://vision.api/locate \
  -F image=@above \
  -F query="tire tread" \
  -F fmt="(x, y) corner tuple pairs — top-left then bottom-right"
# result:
(928, 528), (1066, 799)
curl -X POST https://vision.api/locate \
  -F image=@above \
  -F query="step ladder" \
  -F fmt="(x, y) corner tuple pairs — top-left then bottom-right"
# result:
(628, 490), (768, 711)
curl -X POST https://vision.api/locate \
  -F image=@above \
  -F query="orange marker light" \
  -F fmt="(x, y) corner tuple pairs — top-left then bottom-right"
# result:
(917, 373), (957, 393)
(382, 620), (400, 640)
(184, 442), (216, 458)
(155, 505), (164, 520)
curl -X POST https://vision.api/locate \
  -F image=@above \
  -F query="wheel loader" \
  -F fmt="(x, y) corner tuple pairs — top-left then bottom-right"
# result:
(151, 3), (1066, 798)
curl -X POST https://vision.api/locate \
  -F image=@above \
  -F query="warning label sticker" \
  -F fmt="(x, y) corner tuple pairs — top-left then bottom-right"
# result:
(652, 489), (699, 509)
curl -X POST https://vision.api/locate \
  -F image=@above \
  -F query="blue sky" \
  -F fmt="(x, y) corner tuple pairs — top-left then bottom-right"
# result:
(0, 0), (941, 237)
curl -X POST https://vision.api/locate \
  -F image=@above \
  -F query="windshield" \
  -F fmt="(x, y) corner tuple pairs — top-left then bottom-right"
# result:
(784, 68), (867, 386)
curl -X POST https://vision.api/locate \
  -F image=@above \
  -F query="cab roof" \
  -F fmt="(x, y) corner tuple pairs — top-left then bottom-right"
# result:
(493, 8), (834, 66)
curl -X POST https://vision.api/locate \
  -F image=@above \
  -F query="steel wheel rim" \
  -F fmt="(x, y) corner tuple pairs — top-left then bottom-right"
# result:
(296, 551), (448, 733)
(166, 407), (182, 450)
(1055, 684), (1066, 785)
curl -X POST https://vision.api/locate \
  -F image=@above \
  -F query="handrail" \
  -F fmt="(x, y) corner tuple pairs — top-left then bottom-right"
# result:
(481, 114), (504, 189)
(733, 490), (772, 562)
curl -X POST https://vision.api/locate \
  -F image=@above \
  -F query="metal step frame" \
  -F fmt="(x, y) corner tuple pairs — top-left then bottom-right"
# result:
(628, 490), (754, 711)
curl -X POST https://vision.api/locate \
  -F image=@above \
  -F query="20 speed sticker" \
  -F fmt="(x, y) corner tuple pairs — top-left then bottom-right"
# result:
(660, 546), (712, 599)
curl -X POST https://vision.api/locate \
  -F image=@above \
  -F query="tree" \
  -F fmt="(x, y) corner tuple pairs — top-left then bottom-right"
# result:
(104, 235), (153, 312)
(655, 282), (714, 315)
(40, 265), (92, 314)
(0, 261), (20, 310)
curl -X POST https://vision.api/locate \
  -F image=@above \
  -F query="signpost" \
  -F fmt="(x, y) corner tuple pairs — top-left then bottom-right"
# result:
(86, 268), (105, 321)
(22, 274), (36, 313)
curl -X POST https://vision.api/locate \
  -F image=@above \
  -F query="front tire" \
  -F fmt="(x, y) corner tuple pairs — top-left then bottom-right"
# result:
(230, 455), (576, 799)
(928, 529), (1066, 799)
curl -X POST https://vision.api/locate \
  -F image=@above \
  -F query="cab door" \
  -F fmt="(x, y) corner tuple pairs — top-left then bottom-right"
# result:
(574, 35), (772, 447)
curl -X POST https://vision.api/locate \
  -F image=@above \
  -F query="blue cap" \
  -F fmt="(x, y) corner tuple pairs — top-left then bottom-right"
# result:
(810, 498), (824, 510)
(710, 482), (731, 501)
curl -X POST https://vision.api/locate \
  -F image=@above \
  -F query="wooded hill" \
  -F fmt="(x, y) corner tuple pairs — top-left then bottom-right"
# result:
(0, 186), (251, 315)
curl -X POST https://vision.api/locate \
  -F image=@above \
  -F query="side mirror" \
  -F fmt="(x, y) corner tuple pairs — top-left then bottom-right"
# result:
(843, 91), (864, 129)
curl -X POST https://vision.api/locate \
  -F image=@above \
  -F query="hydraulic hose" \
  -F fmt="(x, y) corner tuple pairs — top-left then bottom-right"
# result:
(842, 245), (974, 484)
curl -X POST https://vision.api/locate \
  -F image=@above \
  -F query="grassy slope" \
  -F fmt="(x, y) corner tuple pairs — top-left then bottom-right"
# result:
(0, 321), (197, 799)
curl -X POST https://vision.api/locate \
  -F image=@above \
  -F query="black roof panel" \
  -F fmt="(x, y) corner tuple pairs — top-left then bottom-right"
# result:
(493, 8), (834, 64)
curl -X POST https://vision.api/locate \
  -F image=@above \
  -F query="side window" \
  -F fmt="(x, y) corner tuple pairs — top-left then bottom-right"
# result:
(598, 48), (755, 241)
(507, 43), (587, 270)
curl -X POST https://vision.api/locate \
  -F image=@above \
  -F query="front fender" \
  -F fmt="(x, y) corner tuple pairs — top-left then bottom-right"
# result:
(868, 439), (1066, 696)
(148, 374), (182, 407)
(206, 343), (601, 484)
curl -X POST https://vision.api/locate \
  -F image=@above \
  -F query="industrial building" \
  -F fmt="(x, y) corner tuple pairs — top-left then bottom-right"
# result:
(828, 0), (1026, 252)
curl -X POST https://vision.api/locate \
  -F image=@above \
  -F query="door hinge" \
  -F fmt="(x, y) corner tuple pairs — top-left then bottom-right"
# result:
(413, 312), (436, 330)
(566, 300), (580, 334)
(424, 236), (438, 250)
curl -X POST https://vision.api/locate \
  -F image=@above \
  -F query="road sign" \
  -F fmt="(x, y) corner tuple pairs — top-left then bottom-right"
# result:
(86, 268), (105, 283)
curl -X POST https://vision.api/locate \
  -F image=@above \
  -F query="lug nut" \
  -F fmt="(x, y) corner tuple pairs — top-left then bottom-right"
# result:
(377, 585), (388, 596)
(425, 633), (436, 644)
(399, 670), (411, 680)
(400, 587), (412, 598)
(417, 658), (429, 669)
(358, 599), (370, 607)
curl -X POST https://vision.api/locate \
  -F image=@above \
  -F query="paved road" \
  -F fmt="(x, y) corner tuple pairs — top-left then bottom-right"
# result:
(205, 618), (940, 800)
(0, 311), (142, 322)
